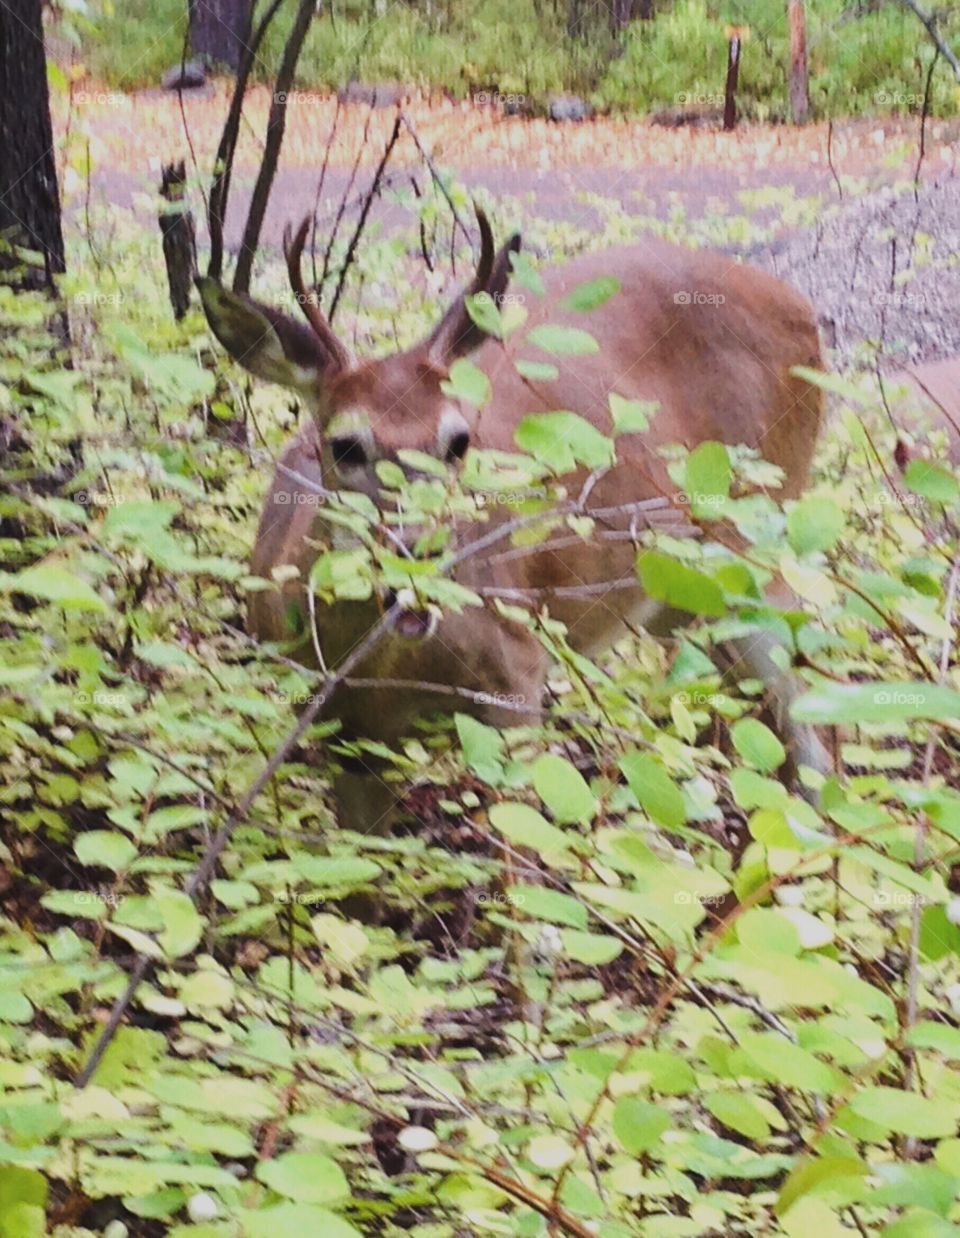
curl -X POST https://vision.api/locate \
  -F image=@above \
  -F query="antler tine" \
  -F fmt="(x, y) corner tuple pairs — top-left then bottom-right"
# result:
(469, 205), (495, 294)
(283, 215), (347, 368)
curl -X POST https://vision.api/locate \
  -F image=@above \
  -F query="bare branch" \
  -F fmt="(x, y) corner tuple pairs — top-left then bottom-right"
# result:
(898, 0), (960, 83)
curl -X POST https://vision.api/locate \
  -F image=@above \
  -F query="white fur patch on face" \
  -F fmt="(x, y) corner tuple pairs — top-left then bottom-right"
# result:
(437, 403), (471, 461)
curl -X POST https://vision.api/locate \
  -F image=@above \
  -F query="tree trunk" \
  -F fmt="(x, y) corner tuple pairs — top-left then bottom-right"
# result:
(0, 0), (65, 288)
(724, 33), (741, 131)
(788, 0), (810, 124)
(189, 0), (252, 73)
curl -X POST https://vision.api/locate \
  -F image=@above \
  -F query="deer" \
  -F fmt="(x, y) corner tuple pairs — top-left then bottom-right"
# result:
(197, 210), (826, 835)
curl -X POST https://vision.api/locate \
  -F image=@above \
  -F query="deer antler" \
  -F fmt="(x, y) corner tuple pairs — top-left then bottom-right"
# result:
(283, 217), (350, 370)
(468, 206), (496, 295)
(426, 205), (521, 363)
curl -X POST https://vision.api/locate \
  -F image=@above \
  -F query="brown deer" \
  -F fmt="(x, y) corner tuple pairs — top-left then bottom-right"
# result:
(197, 212), (826, 834)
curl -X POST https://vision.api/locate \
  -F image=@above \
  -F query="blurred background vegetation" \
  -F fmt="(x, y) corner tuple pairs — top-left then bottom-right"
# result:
(57, 0), (960, 119)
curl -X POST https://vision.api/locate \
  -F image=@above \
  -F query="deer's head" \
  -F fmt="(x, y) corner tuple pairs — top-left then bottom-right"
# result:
(196, 212), (521, 506)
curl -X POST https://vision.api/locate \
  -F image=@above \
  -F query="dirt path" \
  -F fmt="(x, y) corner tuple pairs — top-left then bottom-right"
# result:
(59, 88), (960, 365)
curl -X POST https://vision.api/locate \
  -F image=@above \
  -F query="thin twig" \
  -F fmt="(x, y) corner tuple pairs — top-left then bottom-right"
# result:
(329, 113), (402, 320)
(902, 547), (960, 1156)
(897, 0), (960, 83)
(74, 604), (402, 1088)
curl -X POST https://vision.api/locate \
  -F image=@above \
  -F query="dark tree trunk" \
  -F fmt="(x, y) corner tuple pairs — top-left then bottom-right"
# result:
(0, 0), (65, 287)
(724, 31), (741, 131)
(788, 0), (810, 124)
(189, 0), (252, 73)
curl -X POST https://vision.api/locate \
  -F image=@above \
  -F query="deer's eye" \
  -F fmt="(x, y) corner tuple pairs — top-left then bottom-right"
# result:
(329, 435), (368, 469)
(446, 431), (470, 462)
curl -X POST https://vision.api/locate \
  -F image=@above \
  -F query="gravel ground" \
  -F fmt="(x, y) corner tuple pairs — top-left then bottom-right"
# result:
(756, 164), (960, 369)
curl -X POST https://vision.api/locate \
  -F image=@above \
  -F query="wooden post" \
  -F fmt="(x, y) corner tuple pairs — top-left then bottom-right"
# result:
(788, 0), (810, 124)
(724, 30), (742, 131)
(158, 162), (197, 321)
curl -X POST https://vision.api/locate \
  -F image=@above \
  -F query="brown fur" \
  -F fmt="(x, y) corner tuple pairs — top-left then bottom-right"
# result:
(207, 236), (825, 832)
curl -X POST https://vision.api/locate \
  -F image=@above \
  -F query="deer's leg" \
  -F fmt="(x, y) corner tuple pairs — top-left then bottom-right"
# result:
(648, 602), (830, 788)
(332, 760), (403, 837)
(718, 625), (831, 785)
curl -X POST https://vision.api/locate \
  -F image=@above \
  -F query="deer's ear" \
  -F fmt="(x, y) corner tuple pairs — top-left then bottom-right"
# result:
(196, 277), (339, 393)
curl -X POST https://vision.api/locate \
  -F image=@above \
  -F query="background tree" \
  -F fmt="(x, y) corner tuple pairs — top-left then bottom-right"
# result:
(788, 0), (810, 123)
(189, 0), (252, 73)
(0, 0), (65, 288)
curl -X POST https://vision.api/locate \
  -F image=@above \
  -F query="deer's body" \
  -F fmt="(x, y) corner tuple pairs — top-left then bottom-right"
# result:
(199, 221), (824, 832)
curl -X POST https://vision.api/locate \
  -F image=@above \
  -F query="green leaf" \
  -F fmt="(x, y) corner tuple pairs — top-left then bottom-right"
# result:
(240, 1205), (362, 1238)
(9, 565), (106, 612)
(705, 1092), (772, 1140)
(488, 802), (573, 861)
(152, 886), (203, 959)
(102, 500), (179, 542)
(441, 358), (491, 407)
(737, 908), (800, 956)
(74, 831), (137, 872)
(515, 358), (559, 383)
(531, 754), (595, 824)
(464, 291), (503, 338)
(515, 411), (614, 473)
(849, 1087), (957, 1138)
(455, 714), (505, 785)
(608, 392), (654, 434)
(527, 324), (599, 356)
(730, 719), (786, 772)
(776, 1155), (865, 1216)
(255, 1152), (349, 1204)
(290, 856), (381, 885)
(509, 885), (588, 928)
(561, 276), (620, 311)
(903, 459), (960, 503)
(787, 496), (845, 555)
(560, 929), (623, 965)
(737, 1032), (834, 1091)
(636, 550), (726, 618)
(620, 752), (686, 828)
(684, 442), (730, 517)
(792, 682), (960, 725)
(612, 1097), (670, 1153)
